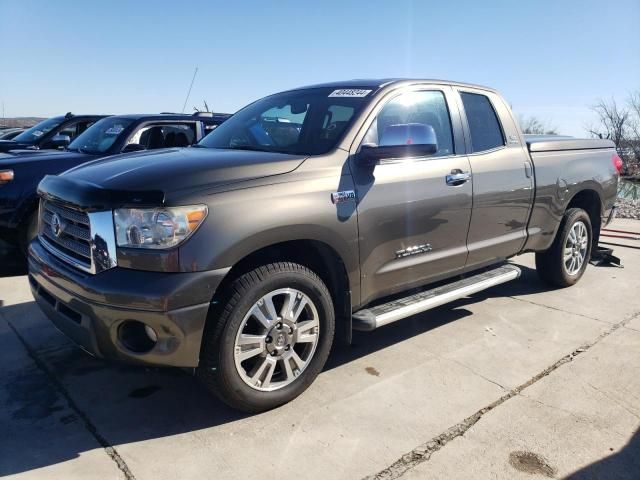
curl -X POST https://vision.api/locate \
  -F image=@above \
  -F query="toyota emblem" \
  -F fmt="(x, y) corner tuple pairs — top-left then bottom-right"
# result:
(51, 213), (63, 238)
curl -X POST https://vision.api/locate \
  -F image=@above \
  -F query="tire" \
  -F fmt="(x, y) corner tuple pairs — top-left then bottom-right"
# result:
(535, 208), (592, 287)
(20, 212), (39, 256)
(197, 262), (335, 413)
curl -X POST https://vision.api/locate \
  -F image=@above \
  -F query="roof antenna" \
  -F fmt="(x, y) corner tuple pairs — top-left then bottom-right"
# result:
(181, 67), (199, 113)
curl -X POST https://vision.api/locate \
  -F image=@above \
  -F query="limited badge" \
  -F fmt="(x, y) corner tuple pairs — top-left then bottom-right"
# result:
(331, 190), (356, 204)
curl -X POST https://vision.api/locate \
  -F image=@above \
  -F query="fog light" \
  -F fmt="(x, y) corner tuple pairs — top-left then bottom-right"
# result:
(144, 324), (158, 342)
(118, 320), (157, 353)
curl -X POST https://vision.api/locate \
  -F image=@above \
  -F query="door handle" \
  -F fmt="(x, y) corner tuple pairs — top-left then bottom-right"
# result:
(524, 161), (533, 178)
(446, 170), (472, 186)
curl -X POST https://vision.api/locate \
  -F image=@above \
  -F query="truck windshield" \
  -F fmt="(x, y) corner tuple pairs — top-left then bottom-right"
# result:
(68, 117), (134, 154)
(198, 87), (373, 155)
(13, 116), (64, 143)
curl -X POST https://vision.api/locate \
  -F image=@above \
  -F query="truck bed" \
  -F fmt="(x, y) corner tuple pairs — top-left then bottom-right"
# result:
(525, 135), (614, 153)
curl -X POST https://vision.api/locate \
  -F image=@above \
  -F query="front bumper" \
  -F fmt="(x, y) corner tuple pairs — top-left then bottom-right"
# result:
(28, 238), (230, 367)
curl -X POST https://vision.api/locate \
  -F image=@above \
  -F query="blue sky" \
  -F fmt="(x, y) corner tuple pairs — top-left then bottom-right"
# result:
(1, 0), (638, 136)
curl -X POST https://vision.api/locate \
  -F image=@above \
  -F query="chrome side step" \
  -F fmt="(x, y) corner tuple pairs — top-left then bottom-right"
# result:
(352, 264), (521, 331)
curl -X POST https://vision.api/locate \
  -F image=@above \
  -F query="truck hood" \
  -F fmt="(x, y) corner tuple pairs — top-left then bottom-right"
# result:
(0, 149), (93, 167)
(60, 147), (307, 200)
(0, 140), (35, 153)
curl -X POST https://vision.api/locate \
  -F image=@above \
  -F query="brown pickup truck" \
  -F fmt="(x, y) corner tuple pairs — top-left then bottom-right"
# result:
(29, 79), (620, 412)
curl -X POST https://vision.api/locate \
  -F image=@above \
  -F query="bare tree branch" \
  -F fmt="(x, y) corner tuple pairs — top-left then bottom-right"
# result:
(517, 115), (558, 135)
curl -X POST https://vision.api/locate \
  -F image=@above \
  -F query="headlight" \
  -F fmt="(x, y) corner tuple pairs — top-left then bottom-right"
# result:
(114, 205), (208, 249)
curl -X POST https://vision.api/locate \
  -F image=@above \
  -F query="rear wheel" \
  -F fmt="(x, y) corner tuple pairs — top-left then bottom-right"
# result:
(535, 208), (592, 287)
(197, 262), (335, 413)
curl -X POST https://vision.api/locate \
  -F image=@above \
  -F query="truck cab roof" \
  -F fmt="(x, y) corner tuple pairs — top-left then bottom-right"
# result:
(290, 78), (498, 93)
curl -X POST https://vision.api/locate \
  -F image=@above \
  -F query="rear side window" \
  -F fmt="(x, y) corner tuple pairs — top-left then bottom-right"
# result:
(460, 92), (504, 152)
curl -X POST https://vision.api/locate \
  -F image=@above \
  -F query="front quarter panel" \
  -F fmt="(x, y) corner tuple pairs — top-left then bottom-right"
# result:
(176, 151), (361, 305)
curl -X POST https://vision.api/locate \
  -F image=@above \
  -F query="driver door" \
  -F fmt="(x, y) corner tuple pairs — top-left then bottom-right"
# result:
(349, 87), (473, 305)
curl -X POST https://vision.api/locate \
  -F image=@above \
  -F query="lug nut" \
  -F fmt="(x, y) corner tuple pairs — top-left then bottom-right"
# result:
(288, 326), (294, 334)
(266, 336), (272, 344)
(271, 351), (277, 356)
(285, 345), (291, 351)
(277, 322), (282, 329)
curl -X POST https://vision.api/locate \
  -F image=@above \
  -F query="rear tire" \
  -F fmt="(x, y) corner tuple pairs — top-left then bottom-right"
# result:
(535, 208), (592, 287)
(197, 262), (335, 413)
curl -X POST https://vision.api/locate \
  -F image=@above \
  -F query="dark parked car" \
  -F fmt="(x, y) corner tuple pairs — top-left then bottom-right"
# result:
(0, 113), (107, 153)
(0, 112), (229, 251)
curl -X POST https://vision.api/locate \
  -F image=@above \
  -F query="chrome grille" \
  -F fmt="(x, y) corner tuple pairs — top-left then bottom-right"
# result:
(39, 200), (92, 271)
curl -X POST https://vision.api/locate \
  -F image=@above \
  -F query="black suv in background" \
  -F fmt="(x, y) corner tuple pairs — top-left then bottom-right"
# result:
(0, 113), (107, 153)
(0, 112), (230, 252)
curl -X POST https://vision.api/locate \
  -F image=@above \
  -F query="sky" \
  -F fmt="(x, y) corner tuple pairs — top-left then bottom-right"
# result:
(0, 0), (638, 136)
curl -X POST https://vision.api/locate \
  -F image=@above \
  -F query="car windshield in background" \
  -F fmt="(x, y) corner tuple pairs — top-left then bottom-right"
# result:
(198, 87), (373, 155)
(68, 117), (134, 154)
(12, 117), (63, 143)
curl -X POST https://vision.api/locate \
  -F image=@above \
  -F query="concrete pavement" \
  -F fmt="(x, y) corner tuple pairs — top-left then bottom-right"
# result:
(1, 219), (639, 479)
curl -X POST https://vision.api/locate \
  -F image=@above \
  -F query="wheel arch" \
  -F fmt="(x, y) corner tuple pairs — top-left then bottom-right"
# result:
(565, 188), (602, 244)
(210, 239), (353, 345)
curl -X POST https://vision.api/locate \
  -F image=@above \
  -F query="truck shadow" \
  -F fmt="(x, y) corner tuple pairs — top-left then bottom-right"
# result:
(0, 265), (561, 477)
(565, 428), (640, 479)
(0, 241), (27, 277)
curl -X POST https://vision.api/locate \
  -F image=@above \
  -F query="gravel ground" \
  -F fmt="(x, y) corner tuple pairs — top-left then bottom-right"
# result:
(616, 197), (640, 220)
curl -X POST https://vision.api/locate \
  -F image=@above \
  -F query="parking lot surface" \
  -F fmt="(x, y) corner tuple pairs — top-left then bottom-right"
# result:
(1, 219), (639, 479)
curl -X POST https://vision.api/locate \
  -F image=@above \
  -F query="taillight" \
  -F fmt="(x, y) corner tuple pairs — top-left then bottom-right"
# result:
(612, 154), (623, 175)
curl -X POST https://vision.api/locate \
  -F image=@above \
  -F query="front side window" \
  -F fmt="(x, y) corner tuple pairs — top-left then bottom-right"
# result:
(363, 90), (454, 157)
(460, 92), (504, 152)
(58, 120), (95, 140)
(13, 117), (64, 143)
(68, 117), (134, 154)
(198, 87), (371, 155)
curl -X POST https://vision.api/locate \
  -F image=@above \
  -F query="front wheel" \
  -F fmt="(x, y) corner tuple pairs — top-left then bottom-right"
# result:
(535, 208), (592, 287)
(197, 262), (335, 413)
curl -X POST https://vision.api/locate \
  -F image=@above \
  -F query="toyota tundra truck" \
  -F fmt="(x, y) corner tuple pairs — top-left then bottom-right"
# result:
(28, 79), (620, 412)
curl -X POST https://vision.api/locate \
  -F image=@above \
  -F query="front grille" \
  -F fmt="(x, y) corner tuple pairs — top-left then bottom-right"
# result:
(40, 200), (93, 272)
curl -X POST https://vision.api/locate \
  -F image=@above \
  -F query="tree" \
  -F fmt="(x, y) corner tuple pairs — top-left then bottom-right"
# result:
(627, 91), (640, 164)
(518, 115), (558, 135)
(587, 98), (629, 146)
(587, 92), (640, 175)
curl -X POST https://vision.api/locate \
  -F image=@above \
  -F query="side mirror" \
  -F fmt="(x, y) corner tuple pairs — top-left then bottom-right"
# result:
(122, 143), (147, 153)
(356, 123), (438, 166)
(46, 134), (71, 149)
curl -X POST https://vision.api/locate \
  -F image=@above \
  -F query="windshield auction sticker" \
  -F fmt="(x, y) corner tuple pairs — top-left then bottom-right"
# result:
(105, 125), (125, 135)
(328, 89), (372, 98)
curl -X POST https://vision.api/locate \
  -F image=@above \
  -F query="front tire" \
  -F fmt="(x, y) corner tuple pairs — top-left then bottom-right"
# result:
(197, 262), (335, 413)
(535, 208), (592, 287)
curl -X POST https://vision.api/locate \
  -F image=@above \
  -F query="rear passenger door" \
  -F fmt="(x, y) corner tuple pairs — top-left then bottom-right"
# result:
(457, 89), (533, 270)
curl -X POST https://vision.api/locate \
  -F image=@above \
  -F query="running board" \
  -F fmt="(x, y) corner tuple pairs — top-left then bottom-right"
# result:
(352, 264), (521, 331)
